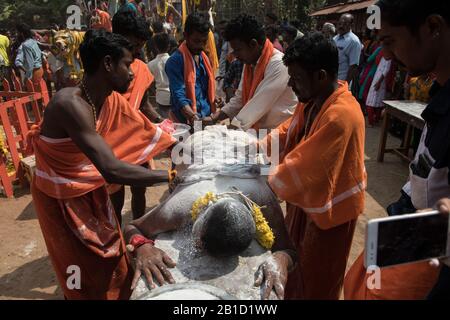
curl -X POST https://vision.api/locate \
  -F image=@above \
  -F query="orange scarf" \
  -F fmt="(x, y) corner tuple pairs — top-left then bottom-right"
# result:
(267, 81), (366, 229)
(122, 59), (154, 110)
(27, 91), (176, 199)
(241, 39), (274, 106)
(178, 41), (215, 113)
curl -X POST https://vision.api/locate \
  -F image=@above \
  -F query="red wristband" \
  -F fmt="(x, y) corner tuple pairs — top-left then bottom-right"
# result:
(129, 235), (154, 249)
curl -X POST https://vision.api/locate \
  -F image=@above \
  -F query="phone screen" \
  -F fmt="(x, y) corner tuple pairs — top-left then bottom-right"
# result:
(376, 213), (449, 267)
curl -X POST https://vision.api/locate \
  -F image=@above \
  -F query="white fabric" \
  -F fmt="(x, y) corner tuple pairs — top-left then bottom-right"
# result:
(221, 49), (297, 130)
(366, 57), (392, 108)
(148, 53), (171, 106)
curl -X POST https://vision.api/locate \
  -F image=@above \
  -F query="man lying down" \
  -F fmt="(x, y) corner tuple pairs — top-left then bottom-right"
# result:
(124, 126), (297, 300)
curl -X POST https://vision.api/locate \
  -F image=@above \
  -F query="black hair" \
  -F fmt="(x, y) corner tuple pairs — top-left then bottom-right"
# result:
(265, 12), (278, 23)
(376, 0), (450, 32)
(152, 21), (164, 34)
(153, 33), (170, 53)
(184, 13), (211, 35)
(265, 24), (279, 42)
(283, 32), (338, 78)
(79, 29), (133, 75)
(200, 198), (256, 257)
(16, 23), (33, 39)
(224, 14), (266, 45)
(112, 10), (152, 40)
(282, 25), (298, 38)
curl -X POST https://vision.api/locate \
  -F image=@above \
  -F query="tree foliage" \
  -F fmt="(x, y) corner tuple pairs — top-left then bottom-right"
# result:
(0, 0), (73, 29)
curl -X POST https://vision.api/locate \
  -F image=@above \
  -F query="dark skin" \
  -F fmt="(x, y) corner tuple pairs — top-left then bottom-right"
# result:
(40, 47), (176, 289)
(109, 34), (164, 221)
(203, 37), (264, 126)
(337, 14), (359, 83)
(123, 177), (297, 299)
(287, 62), (339, 135)
(180, 30), (223, 125)
(379, 15), (450, 86)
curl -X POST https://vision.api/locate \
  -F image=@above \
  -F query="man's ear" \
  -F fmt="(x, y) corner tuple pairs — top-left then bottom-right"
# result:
(316, 69), (328, 82)
(426, 14), (445, 40)
(103, 55), (113, 73)
(249, 38), (259, 49)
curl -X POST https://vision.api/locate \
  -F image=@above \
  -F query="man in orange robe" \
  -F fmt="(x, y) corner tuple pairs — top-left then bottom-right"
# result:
(109, 11), (165, 221)
(262, 33), (366, 299)
(344, 0), (450, 300)
(90, 5), (112, 32)
(28, 30), (177, 299)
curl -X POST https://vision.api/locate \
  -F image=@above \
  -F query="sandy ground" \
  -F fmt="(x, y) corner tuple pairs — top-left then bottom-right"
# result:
(0, 124), (409, 300)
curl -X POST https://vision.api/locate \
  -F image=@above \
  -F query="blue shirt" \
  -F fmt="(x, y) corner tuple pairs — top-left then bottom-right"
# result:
(15, 38), (42, 79)
(333, 31), (362, 81)
(119, 1), (137, 13)
(165, 49), (212, 123)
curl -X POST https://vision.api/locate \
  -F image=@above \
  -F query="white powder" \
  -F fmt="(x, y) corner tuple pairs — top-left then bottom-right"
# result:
(149, 289), (219, 300)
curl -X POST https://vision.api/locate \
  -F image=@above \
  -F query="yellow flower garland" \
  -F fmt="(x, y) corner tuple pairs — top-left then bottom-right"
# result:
(190, 191), (275, 250)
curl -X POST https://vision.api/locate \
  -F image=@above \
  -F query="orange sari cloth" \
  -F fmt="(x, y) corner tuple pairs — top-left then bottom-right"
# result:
(344, 251), (441, 300)
(265, 81), (366, 299)
(122, 59), (154, 110)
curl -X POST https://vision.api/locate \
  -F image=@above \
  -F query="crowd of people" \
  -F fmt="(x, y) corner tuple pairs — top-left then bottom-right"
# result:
(0, 0), (449, 300)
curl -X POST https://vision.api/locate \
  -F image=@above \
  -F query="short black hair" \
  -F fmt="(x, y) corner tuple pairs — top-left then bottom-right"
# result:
(153, 33), (170, 53)
(112, 10), (152, 40)
(283, 32), (338, 78)
(80, 29), (133, 75)
(281, 24), (298, 38)
(16, 23), (33, 39)
(200, 199), (256, 257)
(265, 12), (278, 23)
(377, 0), (450, 32)
(184, 13), (211, 35)
(224, 14), (266, 45)
(152, 21), (164, 34)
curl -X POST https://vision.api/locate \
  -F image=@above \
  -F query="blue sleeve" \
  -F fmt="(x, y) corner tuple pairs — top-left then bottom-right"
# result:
(348, 39), (362, 66)
(165, 52), (192, 111)
(14, 44), (24, 68)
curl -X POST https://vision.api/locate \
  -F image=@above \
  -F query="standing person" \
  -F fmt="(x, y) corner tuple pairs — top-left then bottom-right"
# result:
(265, 24), (284, 52)
(222, 57), (244, 103)
(148, 33), (171, 110)
(262, 32), (366, 299)
(345, 0), (450, 300)
(365, 49), (393, 126)
(118, 0), (138, 13)
(333, 14), (363, 83)
(205, 15), (297, 130)
(322, 22), (336, 40)
(14, 23), (43, 85)
(109, 10), (164, 222)
(91, 1), (113, 32)
(28, 30), (176, 300)
(165, 13), (217, 125)
(0, 30), (11, 83)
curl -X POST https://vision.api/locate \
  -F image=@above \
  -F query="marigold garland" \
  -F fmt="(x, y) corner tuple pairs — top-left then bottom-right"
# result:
(190, 191), (275, 249)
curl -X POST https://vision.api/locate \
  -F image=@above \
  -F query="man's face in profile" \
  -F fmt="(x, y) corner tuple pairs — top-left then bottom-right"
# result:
(379, 19), (437, 77)
(110, 48), (134, 94)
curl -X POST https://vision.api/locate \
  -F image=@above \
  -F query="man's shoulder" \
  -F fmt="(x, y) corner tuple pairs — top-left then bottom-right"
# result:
(166, 51), (183, 67)
(49, 87), (81, 111)
(348, 32), (362, 44)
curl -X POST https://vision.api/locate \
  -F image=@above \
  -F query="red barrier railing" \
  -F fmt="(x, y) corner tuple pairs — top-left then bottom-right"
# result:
(0, 76), (50, 197)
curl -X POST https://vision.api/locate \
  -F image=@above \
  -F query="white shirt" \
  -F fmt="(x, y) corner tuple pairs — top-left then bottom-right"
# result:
(221, 49), (298, 130)
(148, 53), (171, 106)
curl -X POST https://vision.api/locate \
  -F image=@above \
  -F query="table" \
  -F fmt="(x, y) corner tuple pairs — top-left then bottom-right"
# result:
(377, 100), (427, 162)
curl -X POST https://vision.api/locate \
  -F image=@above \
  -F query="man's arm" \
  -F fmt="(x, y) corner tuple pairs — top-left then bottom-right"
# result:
(139, 89), (163, 123)
(61, 97), (169, 187)
(346, 39), (362, 83)
(14, 44), (26, 74)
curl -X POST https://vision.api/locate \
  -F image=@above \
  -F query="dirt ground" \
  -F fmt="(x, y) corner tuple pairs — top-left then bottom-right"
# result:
(0, 124), (409, 300)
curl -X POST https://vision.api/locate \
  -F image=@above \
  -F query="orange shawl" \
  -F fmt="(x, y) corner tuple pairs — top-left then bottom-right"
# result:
(27, 91), (175, 199)
(122, 59), (154, 110)
(91, 9), (112, 33)
(266, 82), (366, 229)
(241, 39), (274, 106)
(178, 41), (215, 113)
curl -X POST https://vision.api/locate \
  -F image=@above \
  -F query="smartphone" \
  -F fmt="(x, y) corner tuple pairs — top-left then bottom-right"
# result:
(365, 211), (449, 268)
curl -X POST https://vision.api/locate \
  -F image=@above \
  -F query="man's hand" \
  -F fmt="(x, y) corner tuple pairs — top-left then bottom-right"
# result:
(214, 97), (225, 109)
(201, 116), (215, 127)
(254, 251), (292, 300)
(131, 244), (176, 290)
(429, 198), (450, 268)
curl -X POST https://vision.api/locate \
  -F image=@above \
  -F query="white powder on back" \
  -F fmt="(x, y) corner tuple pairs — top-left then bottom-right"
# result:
(149, 289), (219, 300)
